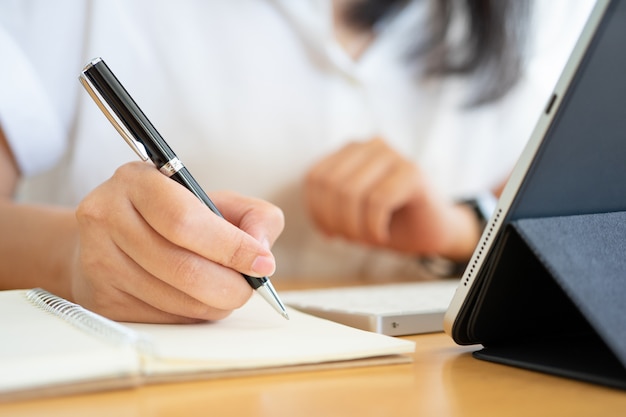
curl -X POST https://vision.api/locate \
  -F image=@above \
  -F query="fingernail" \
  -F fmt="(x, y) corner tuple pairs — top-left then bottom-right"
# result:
(251, 255), (275, 276)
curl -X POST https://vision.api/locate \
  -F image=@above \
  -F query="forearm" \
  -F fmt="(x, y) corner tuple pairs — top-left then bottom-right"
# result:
(0, 201), (78, 300)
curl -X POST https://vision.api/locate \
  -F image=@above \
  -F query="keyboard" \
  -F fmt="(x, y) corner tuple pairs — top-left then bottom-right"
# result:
(280, 280), (460, 336)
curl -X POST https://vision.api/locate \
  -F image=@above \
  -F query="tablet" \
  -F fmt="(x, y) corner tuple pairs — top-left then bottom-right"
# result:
(444, 0), (626, 387)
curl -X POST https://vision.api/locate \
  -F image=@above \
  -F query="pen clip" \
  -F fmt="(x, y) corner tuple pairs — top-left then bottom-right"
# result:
(79, 73), (149, 161)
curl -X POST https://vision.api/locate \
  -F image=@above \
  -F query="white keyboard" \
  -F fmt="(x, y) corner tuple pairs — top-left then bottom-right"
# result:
(280, 280), (460, 335)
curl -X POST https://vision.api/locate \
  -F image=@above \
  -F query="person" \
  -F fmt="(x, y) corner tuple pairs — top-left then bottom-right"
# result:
(0, 0), (593, 322)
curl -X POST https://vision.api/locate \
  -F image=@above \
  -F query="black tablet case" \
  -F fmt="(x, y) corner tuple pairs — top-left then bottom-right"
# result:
(447, 0), (626, 390)
(471, 211), (626, 389)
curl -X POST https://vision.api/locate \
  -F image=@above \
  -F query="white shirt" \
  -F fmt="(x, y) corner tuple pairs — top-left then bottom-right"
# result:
(0, 0), (594, 280)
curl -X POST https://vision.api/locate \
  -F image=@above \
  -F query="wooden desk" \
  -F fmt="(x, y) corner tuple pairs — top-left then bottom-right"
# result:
(2, 331), (625, 417)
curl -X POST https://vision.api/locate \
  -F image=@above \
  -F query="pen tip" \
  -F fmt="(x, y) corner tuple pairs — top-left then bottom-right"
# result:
(282, 311), (290, 320)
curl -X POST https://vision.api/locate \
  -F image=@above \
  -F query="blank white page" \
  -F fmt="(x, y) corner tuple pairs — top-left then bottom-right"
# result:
(125, 293), (415, 376)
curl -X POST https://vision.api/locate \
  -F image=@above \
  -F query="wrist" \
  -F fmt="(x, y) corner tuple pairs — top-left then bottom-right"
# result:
(438, 203), (483, 262)
(420, 192), (497, 277)
(452, 192), (497, 259)
(458, 192), (498, 231)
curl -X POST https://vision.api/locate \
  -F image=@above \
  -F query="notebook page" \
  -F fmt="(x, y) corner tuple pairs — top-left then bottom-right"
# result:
(125, 293), (415, 376)
(0, 290), (140, 395)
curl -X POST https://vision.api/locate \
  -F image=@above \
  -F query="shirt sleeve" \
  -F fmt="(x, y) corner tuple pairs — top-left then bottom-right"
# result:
(0, 26), (67, 177)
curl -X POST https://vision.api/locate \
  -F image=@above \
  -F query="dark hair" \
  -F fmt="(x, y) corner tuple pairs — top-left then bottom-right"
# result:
(344, 0), (532, 106)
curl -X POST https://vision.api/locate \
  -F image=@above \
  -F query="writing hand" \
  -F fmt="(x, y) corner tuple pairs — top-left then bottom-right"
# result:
(72, 162), (284, 323)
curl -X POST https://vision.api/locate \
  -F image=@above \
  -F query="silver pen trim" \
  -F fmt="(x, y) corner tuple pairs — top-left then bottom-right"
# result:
(79, 64), (149, 162)
(159, 157), (184, 177)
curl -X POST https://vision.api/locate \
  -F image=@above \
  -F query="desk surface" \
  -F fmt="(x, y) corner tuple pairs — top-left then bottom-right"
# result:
(2, 331), (626, 417)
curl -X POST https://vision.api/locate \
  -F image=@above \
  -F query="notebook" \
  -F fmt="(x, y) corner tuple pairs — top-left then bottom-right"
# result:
(0, 288), (414, 402)
(281, 279), (459, 336)
(444, 0), (626, 389)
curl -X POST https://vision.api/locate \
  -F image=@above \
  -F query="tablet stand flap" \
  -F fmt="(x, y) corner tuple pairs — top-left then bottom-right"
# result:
(512, 211), (626, 369)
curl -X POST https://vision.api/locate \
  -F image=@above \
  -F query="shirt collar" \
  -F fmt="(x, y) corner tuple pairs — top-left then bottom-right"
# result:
(269, 0), (361, 77)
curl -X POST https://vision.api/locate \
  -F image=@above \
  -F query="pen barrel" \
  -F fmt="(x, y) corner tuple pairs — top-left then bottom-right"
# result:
(171, 168), (271, 288)
(82, 59), (176, 168)
(170, 168), (223, 217)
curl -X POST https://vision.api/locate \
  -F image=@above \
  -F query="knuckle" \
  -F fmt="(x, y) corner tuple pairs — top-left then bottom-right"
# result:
(366, 189), (387, 210)
(171, 252), (205, 287)
(75, 193), (105, 225)
(166, 206), (198, 241)
(113, 161), (143, 180)
(338, 183), (360, 205)
(228, 232), (252, 267)
(309, 169), (334, 191)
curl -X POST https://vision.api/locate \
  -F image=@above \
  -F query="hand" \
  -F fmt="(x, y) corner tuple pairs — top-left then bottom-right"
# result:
(72, 161), (284, 323)
(304, 138), (480, 261)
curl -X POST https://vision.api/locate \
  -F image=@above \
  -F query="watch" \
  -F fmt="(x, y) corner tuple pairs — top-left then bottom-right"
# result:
(458, 192), (498, 228)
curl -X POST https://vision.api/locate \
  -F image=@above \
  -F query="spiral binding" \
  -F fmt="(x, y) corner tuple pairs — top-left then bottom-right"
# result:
(25, 288), (153, 354)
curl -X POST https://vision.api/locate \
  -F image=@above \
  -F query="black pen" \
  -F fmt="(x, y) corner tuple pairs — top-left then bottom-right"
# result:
(79, 57), (289, 320)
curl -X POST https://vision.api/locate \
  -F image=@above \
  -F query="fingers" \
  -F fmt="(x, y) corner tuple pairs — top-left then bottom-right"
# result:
(305, 138), (478, 259)
(127, 166), (276, 278)
(100, 258), (240, 324)
(306, 139), (383, 238)
(363, 162), (420, 242)
(73, 161), (282, 323)
(305, 138), (420, 244)
(210, 190), (285, 250)
(76, 252), (235, 324)
(105, 192), (253, 311)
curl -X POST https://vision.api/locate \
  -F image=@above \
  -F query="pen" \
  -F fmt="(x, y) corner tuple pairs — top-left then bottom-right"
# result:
(79, 57), (289, 320)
